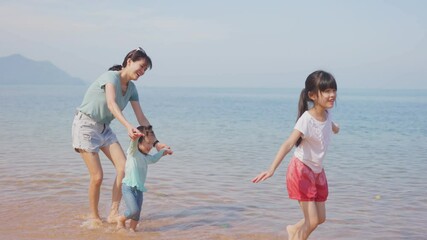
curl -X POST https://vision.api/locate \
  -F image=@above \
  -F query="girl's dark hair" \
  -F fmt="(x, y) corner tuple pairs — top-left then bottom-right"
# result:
(295, 70), (337, 146)
(109, 48), (153, 71)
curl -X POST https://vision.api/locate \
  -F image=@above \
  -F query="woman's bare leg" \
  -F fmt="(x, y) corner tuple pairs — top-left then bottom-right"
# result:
(80, 151), (104, 221)
(100, 142), (126, 223)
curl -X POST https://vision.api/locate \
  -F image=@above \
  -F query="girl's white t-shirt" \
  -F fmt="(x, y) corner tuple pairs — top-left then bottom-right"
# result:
(293, 111), (333, 173)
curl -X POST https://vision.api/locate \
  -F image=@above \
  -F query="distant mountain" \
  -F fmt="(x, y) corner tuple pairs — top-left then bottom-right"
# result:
(0, 54), (85, 85)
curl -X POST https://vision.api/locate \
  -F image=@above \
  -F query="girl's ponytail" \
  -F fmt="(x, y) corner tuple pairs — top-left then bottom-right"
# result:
(108, 65), (123, 71)
(296, 88), (308, 147)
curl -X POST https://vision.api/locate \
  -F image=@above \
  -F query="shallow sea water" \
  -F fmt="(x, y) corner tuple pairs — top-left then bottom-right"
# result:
(0, 86), (426, 239)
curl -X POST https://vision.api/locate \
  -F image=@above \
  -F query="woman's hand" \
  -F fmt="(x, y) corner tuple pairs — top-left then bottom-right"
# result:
(128, 127), (143, 140)
(252, 170), (274, 183)
(162, 148), (174, 156)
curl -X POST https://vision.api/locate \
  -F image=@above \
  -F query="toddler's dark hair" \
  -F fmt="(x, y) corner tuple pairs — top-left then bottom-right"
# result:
(136, 125), (153, 144)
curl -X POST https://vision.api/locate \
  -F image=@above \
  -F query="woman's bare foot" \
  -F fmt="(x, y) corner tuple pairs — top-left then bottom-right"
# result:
(107, 202), (120, 223)
(116, 216), (126, 229)
(287, 225), (296, 240)
(108, 211), (119, 223)
(80, 218), (103, 229)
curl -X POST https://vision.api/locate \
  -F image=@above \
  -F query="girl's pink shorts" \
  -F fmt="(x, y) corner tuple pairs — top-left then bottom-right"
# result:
(286, 157), (328, 202)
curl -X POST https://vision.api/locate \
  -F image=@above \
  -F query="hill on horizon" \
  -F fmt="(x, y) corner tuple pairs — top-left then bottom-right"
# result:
(0, 54), (85, 85)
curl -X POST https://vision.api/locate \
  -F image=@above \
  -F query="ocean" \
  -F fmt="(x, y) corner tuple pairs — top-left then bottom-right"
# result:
(0, 85), (426, 239)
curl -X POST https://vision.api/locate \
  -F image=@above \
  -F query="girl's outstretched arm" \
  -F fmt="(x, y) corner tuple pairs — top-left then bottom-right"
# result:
(252, 129), (301, 183)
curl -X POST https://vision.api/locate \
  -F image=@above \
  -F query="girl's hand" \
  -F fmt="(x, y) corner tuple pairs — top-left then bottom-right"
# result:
(128, 127), (143, 140)
(332, 122), (340, 134)
(252, 170), (274, 183)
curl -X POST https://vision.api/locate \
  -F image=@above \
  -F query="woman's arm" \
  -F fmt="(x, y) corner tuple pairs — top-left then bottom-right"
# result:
(105, 83), (141, 140)
(130, 100), (150, 126)
(252, 129), (302, 183)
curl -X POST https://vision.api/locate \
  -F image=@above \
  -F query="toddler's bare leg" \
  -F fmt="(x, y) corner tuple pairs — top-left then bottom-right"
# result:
(129, 220), (138, 232)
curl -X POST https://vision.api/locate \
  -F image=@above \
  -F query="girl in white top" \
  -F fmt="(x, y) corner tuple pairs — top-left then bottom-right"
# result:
(252, 70), (340, 240)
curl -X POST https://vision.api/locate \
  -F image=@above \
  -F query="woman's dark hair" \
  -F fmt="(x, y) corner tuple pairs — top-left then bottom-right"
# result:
(295, 70), (337, 146)
(109, 47), (153, 71)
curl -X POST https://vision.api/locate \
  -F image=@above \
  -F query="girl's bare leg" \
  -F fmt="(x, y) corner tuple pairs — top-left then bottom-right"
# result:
(315, 201), (326, 224)
(287, 219), (303, 240)
(291, 201), (326, 240)
(80, 151), (104, 221)
(101, 142), (126, 223)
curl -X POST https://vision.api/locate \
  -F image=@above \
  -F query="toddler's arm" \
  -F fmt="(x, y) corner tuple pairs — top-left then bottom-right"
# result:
(127, 139), (138, 156)
(146, 149), (171, 164)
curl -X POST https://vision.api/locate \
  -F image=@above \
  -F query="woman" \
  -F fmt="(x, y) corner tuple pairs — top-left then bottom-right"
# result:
(72, 47), (170, 224)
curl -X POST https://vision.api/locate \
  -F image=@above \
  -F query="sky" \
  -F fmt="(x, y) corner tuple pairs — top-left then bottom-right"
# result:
(0, 0), (426, 89)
